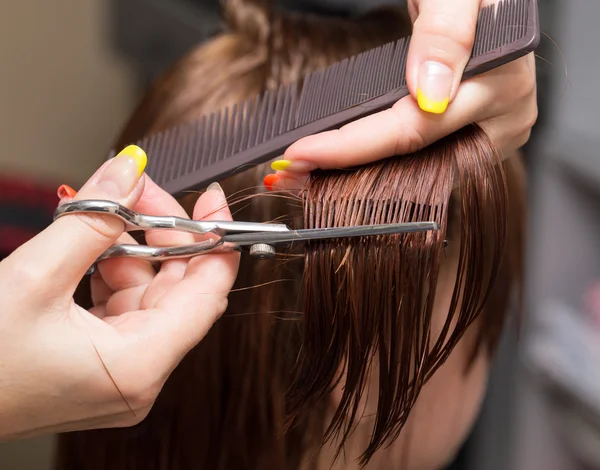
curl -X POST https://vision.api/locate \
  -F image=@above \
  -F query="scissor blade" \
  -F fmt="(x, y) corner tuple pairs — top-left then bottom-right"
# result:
(224, 221), (440, 246)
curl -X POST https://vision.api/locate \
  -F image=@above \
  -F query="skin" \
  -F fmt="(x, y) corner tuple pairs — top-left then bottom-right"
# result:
(301, 2), (533, 465)
(0, 149), (239, 440)
(0, 0), (535, 449)
(271, 0), (538, 187)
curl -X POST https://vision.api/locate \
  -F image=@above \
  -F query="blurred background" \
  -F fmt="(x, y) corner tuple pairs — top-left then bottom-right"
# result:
(1, 0), (599, 469)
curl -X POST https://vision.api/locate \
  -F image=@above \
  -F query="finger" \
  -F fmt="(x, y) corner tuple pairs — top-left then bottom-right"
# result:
(57, 181), (155, 315)
(56, 164), (194, 313)
(263, 171), (307, 192)
(95, 232), (156, 316)
(151, 182), (239, 364)
(282, 50), (533, 171)
(97, 175), (195, 302)
(97, 232), (155, 292)
(137, 177), (197, 309)
(10, 146), (148, 295)
(90, 272), (113, 315)
(283, 76), (496, 169)
(133, 177), (197, 247)
(406, 0), (483, 114)
(478, 89), (538, 156)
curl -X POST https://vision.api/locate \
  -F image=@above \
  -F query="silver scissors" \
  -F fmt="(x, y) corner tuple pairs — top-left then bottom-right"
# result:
(54, 200), (440, 273)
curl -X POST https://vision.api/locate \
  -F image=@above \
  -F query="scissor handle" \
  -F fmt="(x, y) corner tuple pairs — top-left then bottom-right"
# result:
(54, 200), (290, 236)
(85, 238), (243, 275)
(96, 238), (239, 262)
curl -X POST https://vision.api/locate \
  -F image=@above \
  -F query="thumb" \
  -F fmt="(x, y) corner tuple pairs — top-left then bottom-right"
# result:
(17, 145), (148, 292)
(406, 0), (481, 114)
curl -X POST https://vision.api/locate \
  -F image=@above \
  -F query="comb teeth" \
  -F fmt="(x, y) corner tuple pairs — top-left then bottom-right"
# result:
(126, 0), (539, 197)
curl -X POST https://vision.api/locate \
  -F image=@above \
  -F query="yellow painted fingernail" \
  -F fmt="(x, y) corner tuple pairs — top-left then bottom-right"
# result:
(271, 159), (292, 171)
(271, 159), (316, 172)
(116, 145), (147, 177)
(417, 89), (449, 114)
(417, 61), (453, 114)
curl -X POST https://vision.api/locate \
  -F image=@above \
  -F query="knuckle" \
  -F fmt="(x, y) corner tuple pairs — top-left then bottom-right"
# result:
(524, 103), (539, 130)
(515, 129), (533, 149)
(515, 66), (537, 100)
(517, 79), (536, 102)
(215, 296), (229, 318)
(512, 97), (539, 135)
(389, 106), (427, 155)
(402, 126), (427, 155)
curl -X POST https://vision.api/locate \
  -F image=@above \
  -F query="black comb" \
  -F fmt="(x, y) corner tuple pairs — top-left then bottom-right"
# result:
(117, 0), (539, 197)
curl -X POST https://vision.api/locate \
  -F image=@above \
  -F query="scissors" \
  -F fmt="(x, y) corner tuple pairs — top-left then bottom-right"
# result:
(54, 200), (440, 274)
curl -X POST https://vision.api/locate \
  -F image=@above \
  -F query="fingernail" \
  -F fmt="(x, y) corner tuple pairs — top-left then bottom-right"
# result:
(57, 184), (77, 200)
(207, 182), (224, 193)
(97, 145), (147, 198)
(276, 172), (307, 191)
(271, 159), (316, 172)
(417, 61), (453, 114)
(263, 174), (279, 191)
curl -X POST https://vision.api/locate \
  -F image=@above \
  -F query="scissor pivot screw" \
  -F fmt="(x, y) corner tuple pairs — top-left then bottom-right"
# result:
(250, 243), (276, 260)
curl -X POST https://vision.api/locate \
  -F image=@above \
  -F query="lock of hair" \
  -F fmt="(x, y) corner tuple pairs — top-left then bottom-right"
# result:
(111, 0), (539, 197)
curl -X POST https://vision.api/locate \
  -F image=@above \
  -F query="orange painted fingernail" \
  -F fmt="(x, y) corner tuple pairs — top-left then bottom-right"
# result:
(263, 174), (279, 191)
(57, 184), (77, 200)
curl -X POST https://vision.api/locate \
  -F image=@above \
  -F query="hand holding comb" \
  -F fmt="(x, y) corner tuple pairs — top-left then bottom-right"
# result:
(112, 0), (540, 197)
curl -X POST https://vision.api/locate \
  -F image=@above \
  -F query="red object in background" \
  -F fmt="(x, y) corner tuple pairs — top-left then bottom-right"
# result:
(0, 175), (59, 257)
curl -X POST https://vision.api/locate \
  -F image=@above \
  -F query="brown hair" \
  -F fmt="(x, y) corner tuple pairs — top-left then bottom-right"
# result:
(54, 1), (525, 469)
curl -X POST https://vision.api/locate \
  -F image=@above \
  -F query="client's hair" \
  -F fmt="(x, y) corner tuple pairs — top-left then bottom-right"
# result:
(54, 1), (526, 469)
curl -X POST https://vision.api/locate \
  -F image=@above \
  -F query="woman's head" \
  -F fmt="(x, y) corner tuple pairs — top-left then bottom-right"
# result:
(55, 1), (526, 469)
(114, 1), (411, 147)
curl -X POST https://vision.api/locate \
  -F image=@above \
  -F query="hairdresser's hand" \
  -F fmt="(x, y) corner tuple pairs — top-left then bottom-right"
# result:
(0, 146), (239, 440)
(267, 0), (537, 186)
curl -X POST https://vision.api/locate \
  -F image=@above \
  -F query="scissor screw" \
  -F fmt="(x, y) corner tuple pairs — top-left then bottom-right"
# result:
(250, 243), (276, 260)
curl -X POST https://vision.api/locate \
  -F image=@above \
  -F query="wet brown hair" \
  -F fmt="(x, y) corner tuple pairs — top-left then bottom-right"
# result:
(54, 0), (526, 469)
